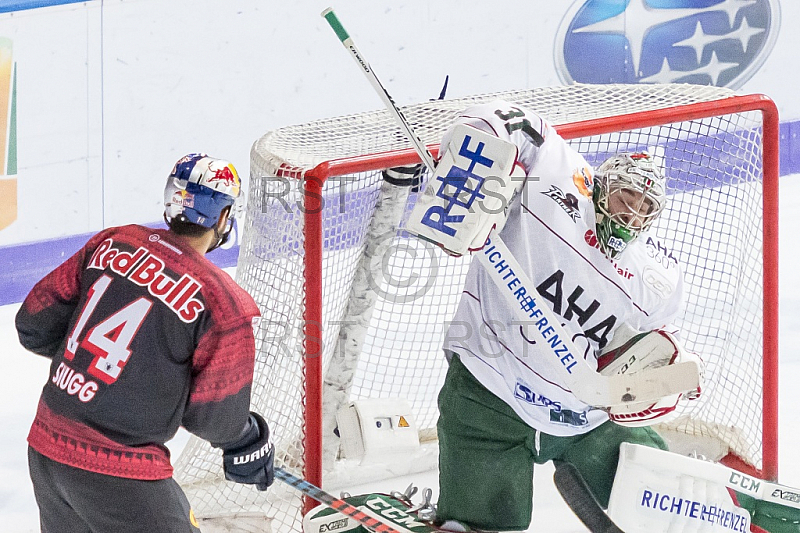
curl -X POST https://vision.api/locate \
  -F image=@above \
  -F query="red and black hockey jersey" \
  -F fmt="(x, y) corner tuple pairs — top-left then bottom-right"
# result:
(16, 224), (260, 480)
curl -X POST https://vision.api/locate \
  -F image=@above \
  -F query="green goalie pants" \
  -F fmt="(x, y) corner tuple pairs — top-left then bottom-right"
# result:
(436, 353), (667, 532)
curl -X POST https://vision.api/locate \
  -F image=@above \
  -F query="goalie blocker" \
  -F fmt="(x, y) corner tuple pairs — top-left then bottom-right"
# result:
(404, 123), (526, 257)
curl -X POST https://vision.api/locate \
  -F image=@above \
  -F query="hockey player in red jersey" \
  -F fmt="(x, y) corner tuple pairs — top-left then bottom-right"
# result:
(16, 154), (274, 533)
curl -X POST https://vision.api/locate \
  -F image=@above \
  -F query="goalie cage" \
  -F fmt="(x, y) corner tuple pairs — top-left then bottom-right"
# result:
(173, 84), (779, 533)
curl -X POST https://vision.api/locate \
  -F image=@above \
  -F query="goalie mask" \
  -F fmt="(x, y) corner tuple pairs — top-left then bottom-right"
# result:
(593, 152), (667, 259)
(164, 153), (243, 249)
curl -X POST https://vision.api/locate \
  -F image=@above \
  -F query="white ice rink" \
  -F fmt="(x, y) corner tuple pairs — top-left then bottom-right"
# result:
(2, 175), (800, 532)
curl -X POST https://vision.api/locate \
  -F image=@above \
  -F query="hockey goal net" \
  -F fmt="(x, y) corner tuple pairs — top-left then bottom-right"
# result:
(174, 84), (779, 532)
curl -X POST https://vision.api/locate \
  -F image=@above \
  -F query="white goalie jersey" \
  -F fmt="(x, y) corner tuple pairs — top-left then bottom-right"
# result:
(441, 101), (685, 437)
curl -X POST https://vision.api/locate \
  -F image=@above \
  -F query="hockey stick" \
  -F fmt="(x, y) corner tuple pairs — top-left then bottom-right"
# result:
(322, 7), (436, 173)
(275, 467), (416, 533)
(553, 462), (625, 533)
(321, 7), (698, 408)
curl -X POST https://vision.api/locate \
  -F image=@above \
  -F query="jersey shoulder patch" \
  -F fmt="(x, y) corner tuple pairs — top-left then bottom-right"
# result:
(643, 235), (679, 269)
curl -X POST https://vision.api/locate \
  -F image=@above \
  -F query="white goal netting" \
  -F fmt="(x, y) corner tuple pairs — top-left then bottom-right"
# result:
(174, 84), (778, 533)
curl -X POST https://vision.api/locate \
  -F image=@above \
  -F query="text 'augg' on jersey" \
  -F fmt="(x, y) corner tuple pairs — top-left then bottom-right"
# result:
(17, 224), (260, 480)
(441, 101), (684, 437)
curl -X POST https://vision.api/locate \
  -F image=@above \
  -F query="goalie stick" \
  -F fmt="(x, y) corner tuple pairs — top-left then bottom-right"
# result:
(320, 7), (699, 408)
(321, 7), (436, 173)
(554, 462), (625, 533)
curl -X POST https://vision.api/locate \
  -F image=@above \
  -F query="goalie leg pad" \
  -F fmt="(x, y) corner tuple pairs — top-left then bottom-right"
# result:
(608, 443), (752, 533)
(735, 494), (800, 533)
(303, 493), (437, 533)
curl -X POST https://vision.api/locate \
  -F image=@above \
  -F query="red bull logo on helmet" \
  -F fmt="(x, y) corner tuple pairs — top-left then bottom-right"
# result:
(207, 163), (240, 195)
(171, 189), (194, 208)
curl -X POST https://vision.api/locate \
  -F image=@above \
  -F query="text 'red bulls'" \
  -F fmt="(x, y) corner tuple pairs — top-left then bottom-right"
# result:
(87, 238), (204, 323)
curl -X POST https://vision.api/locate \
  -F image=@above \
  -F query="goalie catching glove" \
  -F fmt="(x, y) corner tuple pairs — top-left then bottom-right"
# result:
(221, 411), (274, 490)
(596, 328), (704, 427)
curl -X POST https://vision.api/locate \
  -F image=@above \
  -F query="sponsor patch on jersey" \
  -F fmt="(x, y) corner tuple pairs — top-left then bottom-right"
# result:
(584, 229), (599, 248)
(514, 380), (562, 412)
(542, 184), (581, 221)
(645, 235), (678, 269)
(554, 0), (780, 89)
(607, 236), (627, 254)
(583, 229), (636, 280)
(149, 233), (184, 255)
(514, 378), (591, 427)
(643, 265), (674, 299)
(549, 408), (589, 427)
(572, 165), (593, 197)
(87, 238), (205, 323)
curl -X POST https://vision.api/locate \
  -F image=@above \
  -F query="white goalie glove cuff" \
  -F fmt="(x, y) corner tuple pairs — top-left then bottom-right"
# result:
(467, 162), (527, 252)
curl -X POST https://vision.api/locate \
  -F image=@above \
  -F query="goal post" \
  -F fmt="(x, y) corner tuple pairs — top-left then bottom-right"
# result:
(555, 92), (780, 480)
(173, 84), (779, 533)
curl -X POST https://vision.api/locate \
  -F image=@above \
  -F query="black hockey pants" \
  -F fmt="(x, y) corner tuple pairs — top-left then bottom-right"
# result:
(28, 447), (201, 533)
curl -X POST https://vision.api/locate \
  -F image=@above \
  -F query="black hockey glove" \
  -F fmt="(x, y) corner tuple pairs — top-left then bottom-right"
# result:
(222, 412), (274, 491)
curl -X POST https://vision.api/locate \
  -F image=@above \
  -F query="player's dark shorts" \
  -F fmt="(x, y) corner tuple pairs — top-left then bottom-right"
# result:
(436, 353), (667, 531)
(28, 447), (201, 533)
